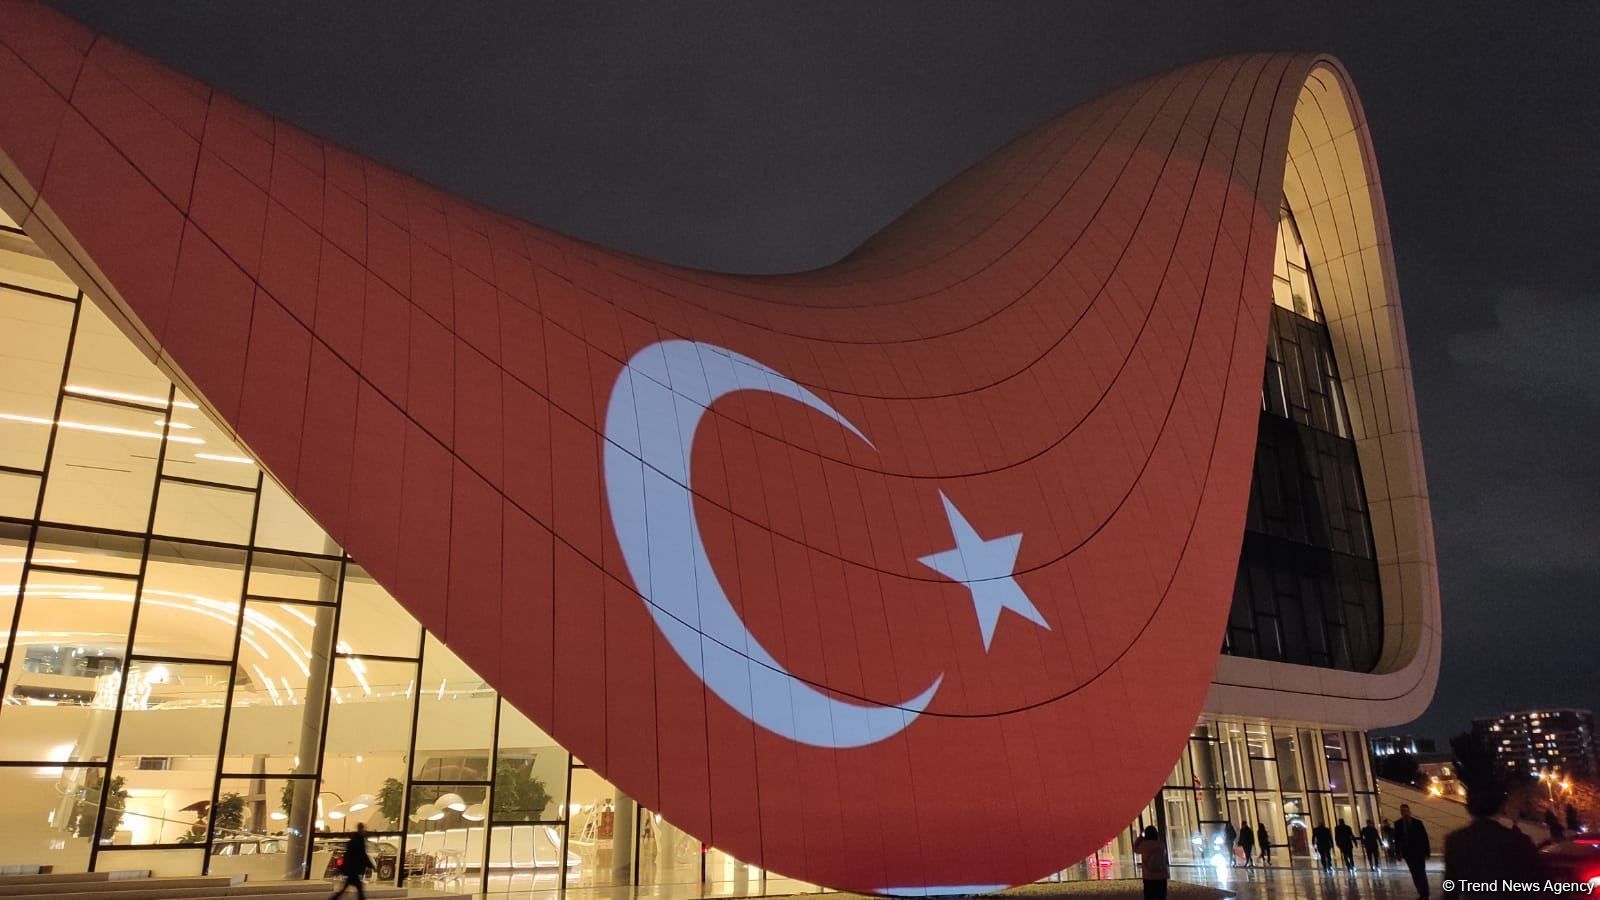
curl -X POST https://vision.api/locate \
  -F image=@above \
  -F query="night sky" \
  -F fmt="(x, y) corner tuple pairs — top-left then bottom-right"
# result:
(54, 1), (1600, 743)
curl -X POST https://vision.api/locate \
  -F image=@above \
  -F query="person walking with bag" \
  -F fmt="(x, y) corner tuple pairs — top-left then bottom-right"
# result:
(329, 823), (373, 900)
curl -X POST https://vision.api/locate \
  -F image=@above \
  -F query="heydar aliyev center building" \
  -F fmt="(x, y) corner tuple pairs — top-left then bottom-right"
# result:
(0, 3), (1437, 894)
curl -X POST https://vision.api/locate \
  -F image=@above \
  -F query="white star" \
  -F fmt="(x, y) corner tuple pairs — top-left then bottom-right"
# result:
(917, 491), (1050, 651)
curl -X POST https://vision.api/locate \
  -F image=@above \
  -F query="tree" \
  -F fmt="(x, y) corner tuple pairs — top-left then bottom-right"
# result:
(213, 792), (245, 835)
(1374, 751), (1421, 786)
(378, 777), (405, 830)
(74, 773), (128, 840)
(493, 759), (553, 822)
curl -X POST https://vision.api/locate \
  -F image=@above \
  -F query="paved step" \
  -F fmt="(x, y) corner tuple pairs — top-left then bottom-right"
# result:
(0, 873), (147, 888)
(0, 877), (237, 897)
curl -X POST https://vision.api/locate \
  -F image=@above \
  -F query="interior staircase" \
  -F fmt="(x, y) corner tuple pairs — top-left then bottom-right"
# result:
(0, 871), (470, 900)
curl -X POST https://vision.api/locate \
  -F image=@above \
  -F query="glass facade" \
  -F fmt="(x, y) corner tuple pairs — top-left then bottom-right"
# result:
(1223, 207), (1384, 672)
(0, 207), (1384, 890)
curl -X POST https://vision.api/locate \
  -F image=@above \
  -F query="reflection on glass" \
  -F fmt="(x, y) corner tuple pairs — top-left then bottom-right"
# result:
(254, 478), (336, 555)
(0, 286), (72, 471)
(566, 768), (632, 887)
(407, 783), (489, 879)
(0, 570), (134, 762)
(321, 658), (415, 832)
(493, 701), (567, 823)
(153, 480), (256, 545)
(638, 810), (701, 886)
(0, 526), (26, 656)
(223, 600), (334, 776)
(247, 552), (340, 603)
(486, 824), (570, 891)
(33, 526), (144, 575)
(93, 848), (206, 877)
(133, 543), (246, 661)
(41, 397), (167, 531)
(0, 765), (99, 871)
(211, 777), (321, 881)
(63, 299), (169, 407)
(109, 660), (228, 845)
(414, 636), (493, 781)
(336, 568), (418, 658)
(160, 391), (259, 488)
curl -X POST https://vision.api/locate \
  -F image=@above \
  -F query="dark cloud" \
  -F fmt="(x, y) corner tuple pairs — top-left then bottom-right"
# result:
(52, 1), (1600, 741)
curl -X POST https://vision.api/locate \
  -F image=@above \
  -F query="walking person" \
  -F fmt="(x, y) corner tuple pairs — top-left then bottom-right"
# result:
(1334, 819), (1357, 872)
(1238, 819), (1255, 869)
(1223, 821), (1238, 867)
(1544, 808), (1566, 845)
(1393, 803), (1432, 900)
(1257, 821), (1271, 866)
(1382, 818), (1399, 864)
(1360, 820), (1382, 870)
(1312, 822), (1334, 871)
(1134, 825), (1169, 900)
(329, 823), (373, 900)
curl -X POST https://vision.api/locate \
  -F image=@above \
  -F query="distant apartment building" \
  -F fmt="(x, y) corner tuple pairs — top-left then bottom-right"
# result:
(1473, 709), (1599, 781)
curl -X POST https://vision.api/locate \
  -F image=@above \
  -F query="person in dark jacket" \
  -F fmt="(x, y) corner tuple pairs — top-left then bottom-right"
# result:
(1544, 808), (1566, 845)
(1312, 822), (1335, 871)
(1382, 818), (1399, 863)
(1223, 821), (1238, 866)
(1334, 819), (1357, 871)
(1444, 755), (1545, 897)
(1360, 820), (1382, 870)
(1393, 804), (1432, 899)
(1256, 822), (1271, 866)
(1237, 820), (1255, 868)
(329, 823), (372, 900)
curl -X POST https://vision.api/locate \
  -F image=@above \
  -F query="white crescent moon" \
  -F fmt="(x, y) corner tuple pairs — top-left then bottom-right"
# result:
(602, 339), (944, 749)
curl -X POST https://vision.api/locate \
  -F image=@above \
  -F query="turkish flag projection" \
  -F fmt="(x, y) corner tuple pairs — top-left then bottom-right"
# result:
(0, 5), (1310, 887)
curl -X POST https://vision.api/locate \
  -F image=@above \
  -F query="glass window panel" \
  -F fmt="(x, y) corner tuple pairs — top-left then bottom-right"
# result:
(0, 764), (100, 871)
(30, 526), (144, 575)
(0, 287), (72, 471)
(487, 824), (570, 890)
(254, 477), (336, 555)
(566, 768), (629, 887)
(247, 552), (340, 603)
(1190, 738), (1223, 790)
(1274, 730), (1304, 792)
(223, 600), (334, 776)
(133, 542), (246, 661)
(494, 700), (567, 823)
(413, 635), (494, 781)
(40, 397), (164, 531)
(211, 777), (317, 881)
(638, 811), (703, 886)
(153, 479), (256, 545)
(109, 660), (229, 845)
(0, 524), (28, 656)
(405, 783), (488, 879)
(94, 848), (205, 876)
(160, 392), (260, 487)
(0, 570), (134, 762)
(336, 568), (418, 658)
(63, 299), (169, 408)
(321, 658), (415, 831)
(0, 469), (41, 517)
(0, 230), (78, 297)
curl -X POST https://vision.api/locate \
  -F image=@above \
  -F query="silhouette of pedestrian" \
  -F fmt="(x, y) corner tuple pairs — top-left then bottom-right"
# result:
(1224, 821), (1238, 867)
(1360, 820), (1382, 870)
(1313, 822), (1335, 871)
(1544, 807), (1566, 844)
(329, 823), (372, 900)
(1134, 825), (1169, 900)
(1238, 819), (1255, 868)
(1393, 803), (1432, 900)
(1257, 822), (1271, 866)
(1382, 818), (1399, 863)
(1443, 733), (1546, 897)
(1334, 819), (1356, 871)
